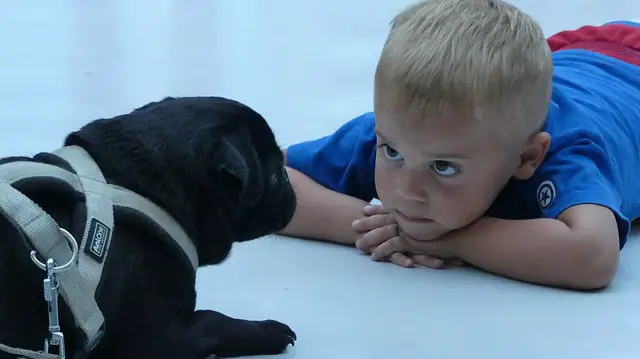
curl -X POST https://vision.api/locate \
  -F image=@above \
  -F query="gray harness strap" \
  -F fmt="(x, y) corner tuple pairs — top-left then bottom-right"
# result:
(54, 146), (199, 270)
(52, 146), (116, 347)
(106, 183), (199, 270)
(0, 162), (105, 350)
(0, 146), (198, 359)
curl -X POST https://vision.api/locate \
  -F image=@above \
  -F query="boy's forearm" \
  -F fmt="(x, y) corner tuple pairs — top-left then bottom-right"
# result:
(450, 217), (618, 290)
(278, 166), (369, 245)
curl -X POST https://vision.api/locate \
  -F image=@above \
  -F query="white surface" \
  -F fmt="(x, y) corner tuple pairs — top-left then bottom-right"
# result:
(1, 1), (640, 358)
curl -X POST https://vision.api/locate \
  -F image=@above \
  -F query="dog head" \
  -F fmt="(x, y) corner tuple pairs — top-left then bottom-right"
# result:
(64, 96), (297, 266)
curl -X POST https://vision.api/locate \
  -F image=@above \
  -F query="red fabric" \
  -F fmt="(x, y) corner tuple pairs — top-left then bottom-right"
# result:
(547, 24), (640, 66)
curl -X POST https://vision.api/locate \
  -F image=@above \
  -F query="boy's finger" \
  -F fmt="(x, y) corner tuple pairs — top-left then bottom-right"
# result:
(446, 259), (466, 267)
(411, 254), (445, 269)
(363, 204), (388, 216)
(370, 236), (407, 261)
(355, 224), (398, 252)
(388, 252), (414, 268)
(352, 213), (395, 232)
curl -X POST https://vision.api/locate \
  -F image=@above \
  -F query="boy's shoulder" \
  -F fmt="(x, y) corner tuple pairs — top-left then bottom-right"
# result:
(541, 21), (640, 151)
(490, 42), (640, 247)
(543, 20), (640, 148)
(544, 44), (640, 150)
(285, 112), (378, 201)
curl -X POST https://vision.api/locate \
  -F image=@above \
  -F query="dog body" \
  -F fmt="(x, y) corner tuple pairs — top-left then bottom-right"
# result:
(0, 97), (297, 358)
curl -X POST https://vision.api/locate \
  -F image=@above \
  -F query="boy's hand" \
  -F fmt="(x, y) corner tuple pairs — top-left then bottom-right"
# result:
(352, 204), (448, 268)
(370, 230), (465, 268)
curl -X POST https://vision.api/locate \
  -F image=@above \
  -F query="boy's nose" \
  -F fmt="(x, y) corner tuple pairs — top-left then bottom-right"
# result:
(395, 168), (428, 202)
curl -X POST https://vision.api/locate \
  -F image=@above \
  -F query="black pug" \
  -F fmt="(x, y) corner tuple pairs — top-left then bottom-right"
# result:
(0, 96), (297, 359)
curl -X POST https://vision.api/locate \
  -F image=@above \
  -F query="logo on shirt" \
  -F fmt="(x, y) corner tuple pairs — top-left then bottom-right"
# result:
(536, 180), (556, 210)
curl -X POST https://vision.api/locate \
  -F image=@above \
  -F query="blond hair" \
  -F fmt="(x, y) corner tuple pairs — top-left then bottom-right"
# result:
(375, 0), (552, 135)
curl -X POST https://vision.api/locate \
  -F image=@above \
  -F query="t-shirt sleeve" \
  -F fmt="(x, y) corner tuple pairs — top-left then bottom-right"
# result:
(285, 112), (377, 201)
(530, 137), (631, 248)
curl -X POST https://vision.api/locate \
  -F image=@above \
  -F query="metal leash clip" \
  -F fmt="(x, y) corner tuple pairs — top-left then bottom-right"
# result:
(29, 228), (79, 359)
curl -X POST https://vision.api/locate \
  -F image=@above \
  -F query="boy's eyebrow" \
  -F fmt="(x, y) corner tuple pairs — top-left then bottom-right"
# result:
(427, 152), (471, 160)
(373, 128), (389, 142)
(374, 128), (470, 160)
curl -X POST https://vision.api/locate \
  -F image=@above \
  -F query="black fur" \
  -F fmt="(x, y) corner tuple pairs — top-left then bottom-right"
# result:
(0, 96), (297, 358)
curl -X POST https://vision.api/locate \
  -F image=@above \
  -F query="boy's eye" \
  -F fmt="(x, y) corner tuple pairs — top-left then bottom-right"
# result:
(382, 144), (404, 161)
(431, 160), (459, 177)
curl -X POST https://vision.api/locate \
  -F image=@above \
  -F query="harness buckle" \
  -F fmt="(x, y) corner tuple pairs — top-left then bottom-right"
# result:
(42, 258), (66, 359)
(30, 228), (79, 359)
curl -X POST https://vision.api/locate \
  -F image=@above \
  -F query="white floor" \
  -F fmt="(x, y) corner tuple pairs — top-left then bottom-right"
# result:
(2, 1), (640, 358)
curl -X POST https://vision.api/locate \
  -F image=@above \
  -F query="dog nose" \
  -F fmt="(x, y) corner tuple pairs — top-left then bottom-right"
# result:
(270, 167), (290, 200)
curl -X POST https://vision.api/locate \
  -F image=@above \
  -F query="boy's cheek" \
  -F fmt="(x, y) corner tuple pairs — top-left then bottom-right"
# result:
(373, 164), (395, 202)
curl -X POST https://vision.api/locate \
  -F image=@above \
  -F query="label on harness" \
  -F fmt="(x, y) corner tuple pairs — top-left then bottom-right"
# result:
(84, 218), (112, 263)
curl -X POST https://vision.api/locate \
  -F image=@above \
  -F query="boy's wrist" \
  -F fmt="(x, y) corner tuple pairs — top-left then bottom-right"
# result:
(442, 217), (493, 260)
(279, 166), (370, 245)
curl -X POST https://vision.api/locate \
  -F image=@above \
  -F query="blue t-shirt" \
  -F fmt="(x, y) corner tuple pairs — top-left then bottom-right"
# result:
(287, 46), (640, 249)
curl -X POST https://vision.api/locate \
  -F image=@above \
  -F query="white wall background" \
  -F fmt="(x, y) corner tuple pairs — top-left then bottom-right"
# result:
(1, 0), (639, 155)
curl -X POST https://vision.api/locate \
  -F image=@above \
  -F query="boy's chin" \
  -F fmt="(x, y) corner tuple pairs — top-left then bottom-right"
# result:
(399, 225), (451, 242)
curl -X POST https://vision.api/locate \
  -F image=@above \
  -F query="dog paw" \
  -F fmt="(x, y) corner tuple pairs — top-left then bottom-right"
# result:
(189, 310), (296, 358)
(215, 319), (296, 357)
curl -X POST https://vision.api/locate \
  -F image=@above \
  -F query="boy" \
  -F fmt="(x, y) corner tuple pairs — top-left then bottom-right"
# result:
(280, 0), (640, 290)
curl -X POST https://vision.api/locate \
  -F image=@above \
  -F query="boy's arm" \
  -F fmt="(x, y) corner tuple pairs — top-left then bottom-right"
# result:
(447, 204), (620, 290)
(442, 137), (628, 290)
(279, 165), (369, 245)
(373, 205), (620, 289)
(278, 112), (378, 244)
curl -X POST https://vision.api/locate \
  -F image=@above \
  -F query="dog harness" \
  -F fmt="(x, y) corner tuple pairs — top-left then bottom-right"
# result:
(0, 145), (199, 359)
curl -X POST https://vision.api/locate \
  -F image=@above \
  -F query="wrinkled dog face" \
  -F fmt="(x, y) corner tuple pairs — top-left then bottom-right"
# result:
(66, 96), (296, 265)
(136, 96), (297, 243)
(202, 102), (297, 242)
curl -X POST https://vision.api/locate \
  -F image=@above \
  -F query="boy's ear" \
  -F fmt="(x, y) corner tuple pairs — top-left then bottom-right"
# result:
(512, 131), (551, 180)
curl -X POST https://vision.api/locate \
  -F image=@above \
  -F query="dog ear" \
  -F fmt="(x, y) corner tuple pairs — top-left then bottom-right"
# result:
(216, 136), (264, 207)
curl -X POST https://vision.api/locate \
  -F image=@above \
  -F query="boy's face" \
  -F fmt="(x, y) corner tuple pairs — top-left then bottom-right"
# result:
(373, 99), (524, 241)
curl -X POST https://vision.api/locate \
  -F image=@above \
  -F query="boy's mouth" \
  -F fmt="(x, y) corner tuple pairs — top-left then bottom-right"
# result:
(394, 209), (432, 224)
